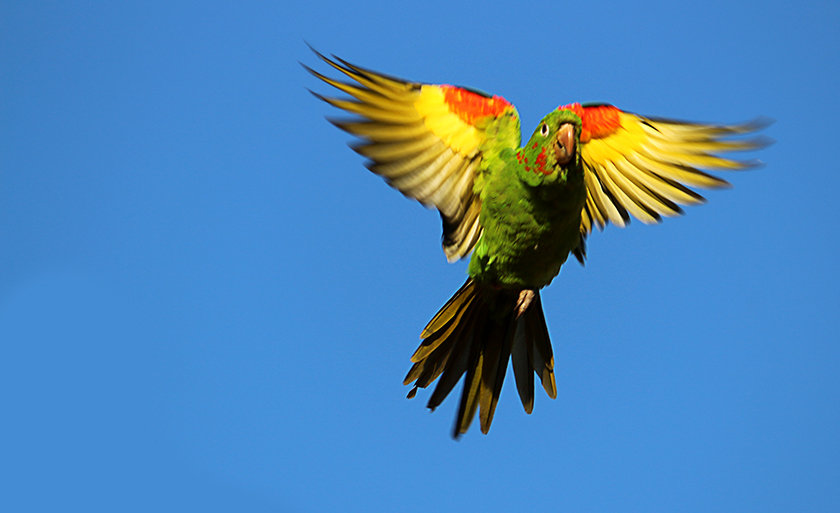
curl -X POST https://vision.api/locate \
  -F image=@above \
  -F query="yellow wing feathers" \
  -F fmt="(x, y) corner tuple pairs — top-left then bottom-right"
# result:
(308, 50), (769, 262)
(306, 50), (519, 261)
(580, 112), (769, 233)
(415, 87), (485, 158)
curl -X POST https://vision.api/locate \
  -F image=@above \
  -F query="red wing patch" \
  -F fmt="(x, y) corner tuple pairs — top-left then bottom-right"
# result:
(441, 85), (512, 125)
(558, 103), (622, 143)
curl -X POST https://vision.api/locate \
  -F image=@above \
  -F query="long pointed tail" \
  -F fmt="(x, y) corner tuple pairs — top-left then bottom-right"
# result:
(404, 278), (557, 437)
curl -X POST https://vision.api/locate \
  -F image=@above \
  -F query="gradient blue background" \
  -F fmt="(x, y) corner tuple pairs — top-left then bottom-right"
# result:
(2, 1), (838, 511)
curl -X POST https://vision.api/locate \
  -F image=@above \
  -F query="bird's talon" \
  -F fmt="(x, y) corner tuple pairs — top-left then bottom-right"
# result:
(515, 289), (535, 318)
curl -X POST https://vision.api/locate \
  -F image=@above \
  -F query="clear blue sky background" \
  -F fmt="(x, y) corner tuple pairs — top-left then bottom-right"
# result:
(2, 1), (838, 511)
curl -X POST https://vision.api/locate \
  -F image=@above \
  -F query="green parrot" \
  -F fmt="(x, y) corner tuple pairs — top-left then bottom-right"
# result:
(305, 49), (768, 438)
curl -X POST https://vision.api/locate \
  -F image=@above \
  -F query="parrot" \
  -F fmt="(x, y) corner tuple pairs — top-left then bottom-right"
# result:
(305, 48), (769, 438)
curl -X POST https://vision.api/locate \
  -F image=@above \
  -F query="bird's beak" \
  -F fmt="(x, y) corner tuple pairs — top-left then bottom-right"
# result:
(554, 123), (575, 165)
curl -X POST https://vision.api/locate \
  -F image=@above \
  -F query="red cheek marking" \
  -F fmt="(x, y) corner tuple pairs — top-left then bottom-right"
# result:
(536, 148), (546, 174)
(534, 147), (549, 174)
(532, 142), (537, 149)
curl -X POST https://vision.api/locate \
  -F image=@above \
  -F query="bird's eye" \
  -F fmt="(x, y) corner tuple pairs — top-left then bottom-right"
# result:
(540, 123), (550, 137)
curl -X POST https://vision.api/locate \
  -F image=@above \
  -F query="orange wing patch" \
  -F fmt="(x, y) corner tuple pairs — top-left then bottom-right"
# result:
(414, 85), (514, 159)
(442, 86), (512, 125)
(558, 103), (621, 143)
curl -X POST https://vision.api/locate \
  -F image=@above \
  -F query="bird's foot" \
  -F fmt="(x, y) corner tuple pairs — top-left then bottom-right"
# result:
(515, 289), (535, 318)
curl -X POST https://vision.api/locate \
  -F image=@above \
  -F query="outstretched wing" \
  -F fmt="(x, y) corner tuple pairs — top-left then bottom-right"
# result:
(305, 49), (521, 262)
(564, 103), (769, 263)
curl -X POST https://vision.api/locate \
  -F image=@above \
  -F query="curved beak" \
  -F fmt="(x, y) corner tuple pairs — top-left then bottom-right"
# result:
(554, 123), (575, 165)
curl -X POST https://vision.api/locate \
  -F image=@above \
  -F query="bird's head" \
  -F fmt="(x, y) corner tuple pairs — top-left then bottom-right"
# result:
(516, 109), (582, 188)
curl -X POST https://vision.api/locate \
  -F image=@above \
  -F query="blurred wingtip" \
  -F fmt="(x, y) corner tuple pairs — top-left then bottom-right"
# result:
(747, 134), (775, 149)
(742, 158), (768, 169)
(742, 115), (775, 132)
(303, 40), (319, 56)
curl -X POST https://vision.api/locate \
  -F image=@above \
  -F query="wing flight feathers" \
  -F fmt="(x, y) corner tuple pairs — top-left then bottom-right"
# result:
(306, 48), (520, 261)
(578, 107), (770, 238)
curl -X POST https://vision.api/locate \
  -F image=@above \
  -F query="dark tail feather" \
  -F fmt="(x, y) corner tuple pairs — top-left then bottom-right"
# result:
(404, 278), (557, 438)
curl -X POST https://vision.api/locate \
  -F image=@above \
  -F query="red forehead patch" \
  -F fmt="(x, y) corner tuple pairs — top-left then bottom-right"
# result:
(558, 103), (621, 143)
(441, 85), (512, 125)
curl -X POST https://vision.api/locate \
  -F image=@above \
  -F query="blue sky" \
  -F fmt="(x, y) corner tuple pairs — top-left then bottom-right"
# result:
(2, 1), (839, 511)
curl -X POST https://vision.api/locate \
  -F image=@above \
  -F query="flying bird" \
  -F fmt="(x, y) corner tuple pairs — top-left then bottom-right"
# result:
(305, 48), (769, 438)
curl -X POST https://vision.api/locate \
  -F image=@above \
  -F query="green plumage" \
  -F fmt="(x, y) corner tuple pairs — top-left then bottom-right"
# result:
(406, 110), (587, 437)
(470, 110), (586, 289)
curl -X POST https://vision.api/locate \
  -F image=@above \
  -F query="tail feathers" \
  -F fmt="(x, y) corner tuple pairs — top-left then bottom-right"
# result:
(404, 279), (557, 437)
(511, 292), (557, 414)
